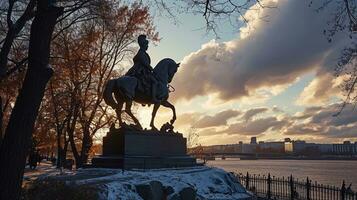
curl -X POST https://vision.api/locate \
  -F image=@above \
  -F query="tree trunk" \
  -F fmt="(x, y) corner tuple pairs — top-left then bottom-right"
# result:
(56, 131), (63, 168)
(63, 135), (69, 163)
(67, 102), (81, 168)
(0, 4), (63, 200)
(0, 96), (3, 146)
(68, 129), (81, 168)
(80, 129), (92, 166)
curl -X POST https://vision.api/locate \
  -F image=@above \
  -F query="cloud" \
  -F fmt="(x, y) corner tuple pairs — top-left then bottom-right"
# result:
(183, 103), (357, 144)
(284, 103), (357, 139)
(325, 124), (357, 138)
(223, 116), (289, 135)
(296, 73), (343, 106)
(241, 107), (268, 122)
(174, 112), (201, 127)
(292, 106), (323, 120)
(197, 127), (221, 136)
(284, 123), (324, 136)
(194, 109), (240, 128)
(310, 104), (357, 126)
(272, 105), (284, 113)
(172, 0), (352, 103)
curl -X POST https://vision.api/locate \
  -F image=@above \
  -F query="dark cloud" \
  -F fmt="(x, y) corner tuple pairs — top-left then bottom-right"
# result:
(325, 125), (357, 138)
(223, 116), (289, 135)
(292, 106), (323, 120)
(284, 124), (324, 136)
(171, 0), (353, 103)
(195, 109), (240, 128)
(284, 103), (357, 139)
(176, 105), (357, 142)
(241, 107), (268, 122)
(310, 104), (357, 126)
(197, 128), (221, 136)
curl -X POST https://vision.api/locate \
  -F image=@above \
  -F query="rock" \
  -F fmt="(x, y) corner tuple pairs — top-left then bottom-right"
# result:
(150, 181), (163, 200)
(164, 186), (175, 196)
(179, 187), (196, 200)
(135, 181), (163, 200)
(136, 183), (152, 200)
(212, 177), (223, 185)
(168, 193), (180, 200)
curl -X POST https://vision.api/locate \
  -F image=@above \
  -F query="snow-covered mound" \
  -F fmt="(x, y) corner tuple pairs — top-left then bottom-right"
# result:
(26, 166), (253, 200)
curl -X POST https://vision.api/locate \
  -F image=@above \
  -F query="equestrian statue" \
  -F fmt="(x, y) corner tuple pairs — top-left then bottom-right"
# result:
(103, 35), (180, 131)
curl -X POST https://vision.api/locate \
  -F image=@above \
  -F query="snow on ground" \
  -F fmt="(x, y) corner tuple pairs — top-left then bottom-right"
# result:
(74, 167), (250, 199)
(25, 163), (252, 200)
(23, 161), (73, 184)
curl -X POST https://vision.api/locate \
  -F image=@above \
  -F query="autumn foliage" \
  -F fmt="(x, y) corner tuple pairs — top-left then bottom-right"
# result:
(0, 1), (158, 168)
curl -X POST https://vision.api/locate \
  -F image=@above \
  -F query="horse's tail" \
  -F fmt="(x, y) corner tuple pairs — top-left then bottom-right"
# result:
(103, 79), (118, 109)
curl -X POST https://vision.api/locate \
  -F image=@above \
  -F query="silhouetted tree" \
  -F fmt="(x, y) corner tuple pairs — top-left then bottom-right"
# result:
(0, 1), (63, 199)
(48, 1), (158, 168)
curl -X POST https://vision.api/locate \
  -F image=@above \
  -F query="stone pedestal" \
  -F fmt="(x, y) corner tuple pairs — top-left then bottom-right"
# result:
(92, 129), (196, 169)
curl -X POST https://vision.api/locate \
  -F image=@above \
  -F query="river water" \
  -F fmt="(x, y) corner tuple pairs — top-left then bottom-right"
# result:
(207, 159), (357, 189)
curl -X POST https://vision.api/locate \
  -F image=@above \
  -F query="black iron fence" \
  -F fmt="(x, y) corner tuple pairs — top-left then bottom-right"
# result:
(235, 172), (357, 200)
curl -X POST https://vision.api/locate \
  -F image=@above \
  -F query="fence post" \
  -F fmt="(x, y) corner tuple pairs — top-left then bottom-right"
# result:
(341, 180), (346, 200)
(245, 172), (250, 189)
(267, 173), (272, 199)
(306, 177), (311, 200)
(290, 175), (294, 200)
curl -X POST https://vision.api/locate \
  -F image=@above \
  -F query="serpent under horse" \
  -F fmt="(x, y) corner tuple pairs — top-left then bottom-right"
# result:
(103, 58), (180, 130)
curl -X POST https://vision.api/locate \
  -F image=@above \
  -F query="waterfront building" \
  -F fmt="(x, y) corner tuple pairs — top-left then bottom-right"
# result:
(284, 141), (333, 155)
(199, 139), (357, 156)
(242, 143), (257, 153)
(332, 142), (357, 155)
(258, 142), (285, 153)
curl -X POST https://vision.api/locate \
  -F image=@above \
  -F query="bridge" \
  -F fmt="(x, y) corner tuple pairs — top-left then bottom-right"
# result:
(189, 152), (288, 160)
(190, 152), (258, 160)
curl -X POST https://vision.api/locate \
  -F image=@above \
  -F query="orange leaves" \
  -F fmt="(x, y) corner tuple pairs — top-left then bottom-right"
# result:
(41, 1), (159, 155)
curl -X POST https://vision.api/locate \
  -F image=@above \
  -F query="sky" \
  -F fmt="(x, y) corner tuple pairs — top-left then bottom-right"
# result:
(131, 0), (356, 145)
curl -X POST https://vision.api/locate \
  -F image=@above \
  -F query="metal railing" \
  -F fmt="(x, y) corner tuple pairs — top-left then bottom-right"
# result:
(235, 172), (357, 200)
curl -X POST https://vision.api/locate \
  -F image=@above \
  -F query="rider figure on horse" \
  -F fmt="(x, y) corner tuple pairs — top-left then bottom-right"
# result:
(126, 35), (159, 103)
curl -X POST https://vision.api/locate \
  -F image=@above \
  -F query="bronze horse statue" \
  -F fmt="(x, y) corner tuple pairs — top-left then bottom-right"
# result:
(103, 58), (180, 130)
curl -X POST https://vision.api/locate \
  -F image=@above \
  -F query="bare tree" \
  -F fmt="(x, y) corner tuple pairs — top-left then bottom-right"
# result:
(49, 1), (158, 168)
(0, 1), (63, 199)
(151, 0), (275, 36)
(187, 126), (200, 148)
(309, 0), (357, 114)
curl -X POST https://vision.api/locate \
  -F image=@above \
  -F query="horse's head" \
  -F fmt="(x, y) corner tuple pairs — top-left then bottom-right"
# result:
(168, 62), (180, 83)
(154, 58), (180, 83)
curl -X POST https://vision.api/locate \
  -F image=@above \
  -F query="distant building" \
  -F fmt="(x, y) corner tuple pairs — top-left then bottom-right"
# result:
(200, 139), (357, 156)
(284, 141), (333, 155)
(258, 142), (285, 153)
(242, 143), (257, 153)
(315, 144), (333, 154)
(332, 142), (357, 155)
(284, 141), (293, 153)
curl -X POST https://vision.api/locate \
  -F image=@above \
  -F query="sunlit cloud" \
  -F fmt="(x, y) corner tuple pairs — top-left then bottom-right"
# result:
(172, 0), (352, 105)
